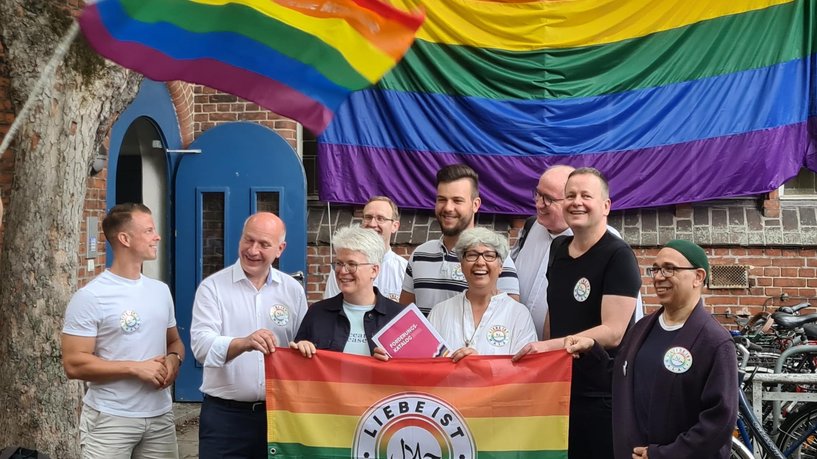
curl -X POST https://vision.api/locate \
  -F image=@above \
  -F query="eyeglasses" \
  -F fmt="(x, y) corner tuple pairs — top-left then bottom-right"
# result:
(462, 250), (499, 263)
(532, 189), (564, 207)
(362, 215), (395, 224)
(333, 261), (375, 273)
(646, 266), (699, 278)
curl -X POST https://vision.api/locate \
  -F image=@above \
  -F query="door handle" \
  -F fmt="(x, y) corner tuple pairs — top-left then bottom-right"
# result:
(289, 271), (305, 281)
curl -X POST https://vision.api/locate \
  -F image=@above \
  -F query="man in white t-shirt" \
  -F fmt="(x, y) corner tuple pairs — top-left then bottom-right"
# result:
(512, 165), (644, 339)
(190, 212), (307, 458)
(324, 196), (407, 301)
(62, 203), (184, 458)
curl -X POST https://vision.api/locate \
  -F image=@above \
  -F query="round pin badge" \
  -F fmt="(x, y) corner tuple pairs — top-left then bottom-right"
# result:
(120, 310), (141, 333)
(451, 265), (465, 281)
(573, 278), (591, 302)
(663, 346), (693, 373)
(269, 304), (290, 327)
(487, 325), (510, 347)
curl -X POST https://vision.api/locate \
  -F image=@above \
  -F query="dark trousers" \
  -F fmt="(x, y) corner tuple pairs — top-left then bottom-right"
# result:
(199, 395), (267, 459)
(568, 395), (614, 459)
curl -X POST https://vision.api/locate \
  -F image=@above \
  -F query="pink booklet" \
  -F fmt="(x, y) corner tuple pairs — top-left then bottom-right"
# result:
(373, 304), (450, 358)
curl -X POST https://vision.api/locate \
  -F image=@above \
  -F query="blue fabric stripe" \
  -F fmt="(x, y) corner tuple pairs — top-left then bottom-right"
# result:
(96, 0), (348, 110)
(322, 54), (817, 156)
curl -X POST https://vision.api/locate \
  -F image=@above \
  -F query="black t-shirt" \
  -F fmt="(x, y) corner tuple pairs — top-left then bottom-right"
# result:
(547, 230), (641, 395)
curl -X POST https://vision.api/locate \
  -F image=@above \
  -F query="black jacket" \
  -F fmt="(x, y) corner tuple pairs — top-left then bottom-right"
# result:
(294, 288), (404, 354)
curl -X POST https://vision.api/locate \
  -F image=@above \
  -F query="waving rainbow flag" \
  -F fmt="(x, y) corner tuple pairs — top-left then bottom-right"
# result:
(266, 349), (571, 458)
(319, 0), (817, 212)
(79, 0), (424, 134)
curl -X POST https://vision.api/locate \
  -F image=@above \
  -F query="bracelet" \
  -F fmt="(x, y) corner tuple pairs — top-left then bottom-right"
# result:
(167, 352), (183, 364)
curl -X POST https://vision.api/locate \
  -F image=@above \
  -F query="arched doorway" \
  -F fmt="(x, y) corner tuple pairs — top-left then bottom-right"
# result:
(115, 117), (169, 282)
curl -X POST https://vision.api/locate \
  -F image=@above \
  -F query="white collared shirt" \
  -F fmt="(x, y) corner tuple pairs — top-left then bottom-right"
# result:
(324, 249), (408, 302)
(428, 291), (537, 355)
(191, 261), (307, 402)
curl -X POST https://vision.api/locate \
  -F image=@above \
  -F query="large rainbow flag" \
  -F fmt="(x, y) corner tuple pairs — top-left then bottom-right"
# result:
(266, 349), (571, 458)
(319, 0), (817, 212)
(78, 0), (424, 134)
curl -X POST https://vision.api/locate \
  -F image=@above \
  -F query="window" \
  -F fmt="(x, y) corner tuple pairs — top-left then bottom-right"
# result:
(781, 168), (817, 198)
(302, 128), (320, 200)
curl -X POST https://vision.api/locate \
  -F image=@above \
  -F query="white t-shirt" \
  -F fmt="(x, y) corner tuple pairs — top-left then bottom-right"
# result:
(324, 249), (407, 302)
(342, 302), (375, 356)
(191, 262), (307, 402)
(62, 270), (176, 417)
(428, 291), (537, 355)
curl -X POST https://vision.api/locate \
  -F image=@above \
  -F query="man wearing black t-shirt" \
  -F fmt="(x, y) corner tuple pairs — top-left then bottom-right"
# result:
(514, 167), (641, 459)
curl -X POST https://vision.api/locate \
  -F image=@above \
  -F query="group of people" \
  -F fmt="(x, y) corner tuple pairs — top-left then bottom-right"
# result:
(60, 163), (738, 459)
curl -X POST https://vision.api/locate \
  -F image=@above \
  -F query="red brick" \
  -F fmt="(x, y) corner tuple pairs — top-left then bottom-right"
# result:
(774, 278), (807, 287)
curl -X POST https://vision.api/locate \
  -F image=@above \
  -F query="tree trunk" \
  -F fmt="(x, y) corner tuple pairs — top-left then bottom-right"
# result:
(0, 1), (140, 456)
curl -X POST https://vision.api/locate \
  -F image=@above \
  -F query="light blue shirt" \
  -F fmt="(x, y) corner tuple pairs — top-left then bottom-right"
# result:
(342, 301), (375, 356)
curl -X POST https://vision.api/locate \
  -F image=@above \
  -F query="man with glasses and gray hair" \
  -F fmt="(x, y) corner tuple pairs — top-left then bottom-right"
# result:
(324, 196), (407, 301)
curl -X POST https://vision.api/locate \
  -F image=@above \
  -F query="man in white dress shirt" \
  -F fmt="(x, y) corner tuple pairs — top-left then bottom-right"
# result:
(190, 212), (308, 458)
(324, 196), (407, 301)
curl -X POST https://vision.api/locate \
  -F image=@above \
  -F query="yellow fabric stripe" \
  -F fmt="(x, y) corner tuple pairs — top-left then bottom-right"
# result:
(386, 0), (792, 51)
(189, 0), (395, 82)
(268, 411), (568, 450)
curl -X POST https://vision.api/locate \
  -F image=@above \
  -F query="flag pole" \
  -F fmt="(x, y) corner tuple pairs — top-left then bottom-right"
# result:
(0, 21), (80, 159)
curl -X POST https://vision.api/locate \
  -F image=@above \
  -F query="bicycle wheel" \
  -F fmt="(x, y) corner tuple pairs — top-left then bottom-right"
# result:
(777, 402), (817, 458)
(731, 436), (753, 459)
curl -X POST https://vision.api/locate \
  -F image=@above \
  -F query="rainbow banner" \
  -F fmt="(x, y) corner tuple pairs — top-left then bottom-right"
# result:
(319, 0), (817, 212)
(266, 349), (571, 458)
(78, 0), (424, 134)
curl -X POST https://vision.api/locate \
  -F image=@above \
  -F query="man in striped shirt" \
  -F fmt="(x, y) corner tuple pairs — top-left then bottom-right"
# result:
(399, 164), (520, 315)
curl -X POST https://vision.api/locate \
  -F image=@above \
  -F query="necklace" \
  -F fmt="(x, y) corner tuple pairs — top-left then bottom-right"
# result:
(461, 293), (496, 348)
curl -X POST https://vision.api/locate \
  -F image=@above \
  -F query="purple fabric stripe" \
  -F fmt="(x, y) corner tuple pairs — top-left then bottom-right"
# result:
(80, 4), (333, 134)
(319, 118), (817, 213)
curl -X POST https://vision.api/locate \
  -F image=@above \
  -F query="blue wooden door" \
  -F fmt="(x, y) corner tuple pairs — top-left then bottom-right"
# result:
(174, 122), (306, 401)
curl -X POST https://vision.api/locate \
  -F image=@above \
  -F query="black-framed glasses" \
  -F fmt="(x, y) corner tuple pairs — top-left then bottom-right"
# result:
(333, 261), (375, 273)
(646, 266), (699, 278)
(362, 214), (395, 224)
(462, 250), (499, 263)
(532, 189), (564, 207)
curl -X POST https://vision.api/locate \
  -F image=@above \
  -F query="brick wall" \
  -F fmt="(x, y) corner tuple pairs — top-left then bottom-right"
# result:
(192, 88), (298, 149)
(306, 203), (817, 322)
(76, 173), (109, 287)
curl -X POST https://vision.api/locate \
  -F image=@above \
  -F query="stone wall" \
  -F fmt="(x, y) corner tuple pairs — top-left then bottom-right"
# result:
(305, 202), (817, 319)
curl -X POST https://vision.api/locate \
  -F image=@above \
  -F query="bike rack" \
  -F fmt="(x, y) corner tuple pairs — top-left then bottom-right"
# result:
(751, 347), (817, 440)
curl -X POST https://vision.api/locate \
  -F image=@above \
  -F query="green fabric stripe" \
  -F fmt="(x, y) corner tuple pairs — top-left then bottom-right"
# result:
(379, 1), (812, 100)
(118, 0), (369, 90)
(268, 443), (566, 459)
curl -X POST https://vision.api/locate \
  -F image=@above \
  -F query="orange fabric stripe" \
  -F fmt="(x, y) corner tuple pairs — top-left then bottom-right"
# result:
(267, 379), (571, 417)
(271, 0), (419, 61)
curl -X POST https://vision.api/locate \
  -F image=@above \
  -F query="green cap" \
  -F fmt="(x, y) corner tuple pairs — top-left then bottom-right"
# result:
(664, 239), (709, 282)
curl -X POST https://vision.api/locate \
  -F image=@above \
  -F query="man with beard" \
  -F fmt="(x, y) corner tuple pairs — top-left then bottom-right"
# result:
(323, 196), (407, 301)
(399, 164), (520, 315)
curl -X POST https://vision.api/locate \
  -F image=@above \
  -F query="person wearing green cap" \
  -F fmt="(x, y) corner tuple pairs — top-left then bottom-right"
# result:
(565, 239), (738, 459)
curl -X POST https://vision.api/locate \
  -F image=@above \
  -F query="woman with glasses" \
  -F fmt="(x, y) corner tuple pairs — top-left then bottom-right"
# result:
(290, 226), (403, 358)
(428, 227), (537, 362)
